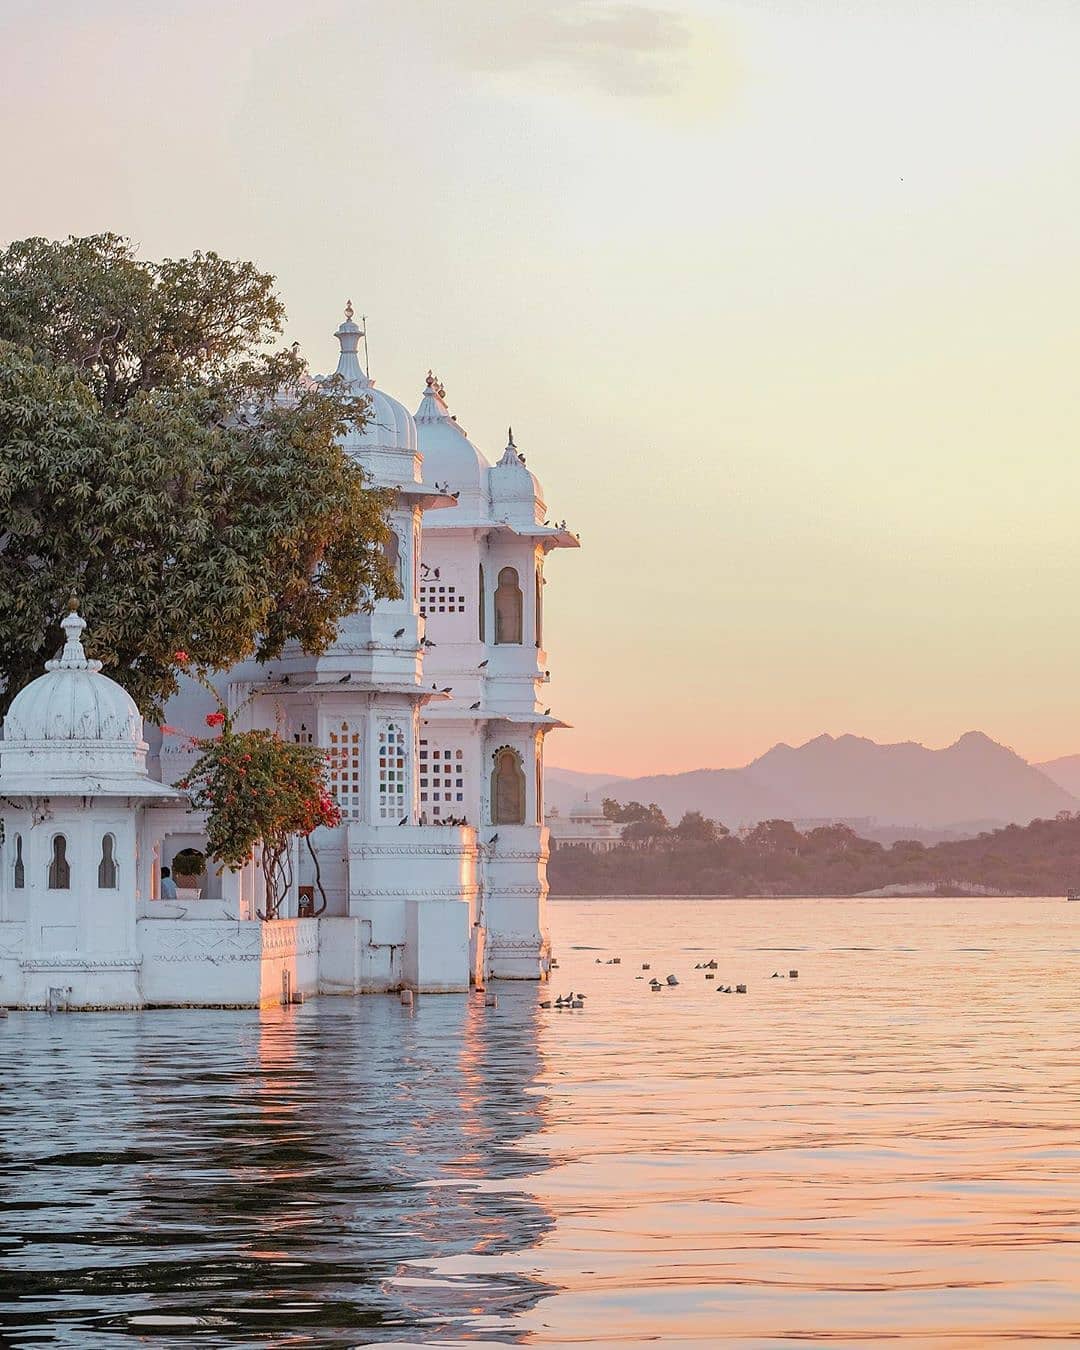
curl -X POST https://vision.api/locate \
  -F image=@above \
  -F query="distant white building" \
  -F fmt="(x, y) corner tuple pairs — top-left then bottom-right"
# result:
(546, 794), (624, 852)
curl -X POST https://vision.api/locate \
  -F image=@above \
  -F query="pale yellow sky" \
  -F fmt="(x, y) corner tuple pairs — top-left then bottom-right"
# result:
(3, 0), (1080, 775)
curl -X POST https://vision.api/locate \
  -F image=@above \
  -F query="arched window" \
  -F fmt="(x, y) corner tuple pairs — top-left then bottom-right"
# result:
(494, 567), (523, 645)
(13, 834), (24, 889)
(478, 563), (486, 642)
(535, 565), (543, 648)
(48, 835), (70, 890)
(378, 722), (408, 821)
(98, 834), (118, 889)
(491, 747), (526, 825)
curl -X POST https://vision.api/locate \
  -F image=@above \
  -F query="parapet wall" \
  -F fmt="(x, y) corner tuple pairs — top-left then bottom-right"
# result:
(137, 917), (319, 1007)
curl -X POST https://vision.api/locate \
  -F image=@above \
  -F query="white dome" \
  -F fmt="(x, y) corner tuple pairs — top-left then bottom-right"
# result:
(342, 385), (417, 456)
(415, 372), (489, 496)
(5, 612), (140, 745)
(0, 610), (175, 796)
(489, 432), (545, 522)
(569, 793), (605, 821)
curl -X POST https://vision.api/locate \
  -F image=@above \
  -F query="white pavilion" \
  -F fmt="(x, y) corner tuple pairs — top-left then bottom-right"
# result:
(0, 306), (579, 1009)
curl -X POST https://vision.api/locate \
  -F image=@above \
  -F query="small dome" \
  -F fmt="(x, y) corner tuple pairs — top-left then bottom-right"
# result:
(5, 611), (141, 745)
(0, 609), (175, 796)
(569, 792), (606, 821)
(415, 371), (489, 497)
(489, 429), (545, 522)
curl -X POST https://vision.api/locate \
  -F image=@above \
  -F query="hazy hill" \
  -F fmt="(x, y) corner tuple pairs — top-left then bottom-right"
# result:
(545, 766), (627, 814)
(562, 767), (799, 826)
(1036, 753), (1080, 797)
(554, 732), (1077, 831)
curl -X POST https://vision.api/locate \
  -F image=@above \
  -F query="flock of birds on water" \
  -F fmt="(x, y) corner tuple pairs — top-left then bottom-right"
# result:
(536, 957), (800, 1010)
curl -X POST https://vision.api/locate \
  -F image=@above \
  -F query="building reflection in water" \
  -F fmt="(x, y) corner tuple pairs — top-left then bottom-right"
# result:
(0, 988), (553, 1346)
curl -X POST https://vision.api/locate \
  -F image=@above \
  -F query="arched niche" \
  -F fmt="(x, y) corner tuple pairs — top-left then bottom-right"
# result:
(491, 746), (526, 825)
(495, 566), (523, 645)
(534, 565), (543, 647)
(384, 529), (402, 588)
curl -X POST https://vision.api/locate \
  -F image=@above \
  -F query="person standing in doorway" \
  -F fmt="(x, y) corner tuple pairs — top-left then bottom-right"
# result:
(160, 866), (177, 900)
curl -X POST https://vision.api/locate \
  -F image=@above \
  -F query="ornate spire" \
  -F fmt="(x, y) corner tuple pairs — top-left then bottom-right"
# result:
(333, 300), (368, 386)
(46, 602), (103, 673)
(415, 369), (464, 431)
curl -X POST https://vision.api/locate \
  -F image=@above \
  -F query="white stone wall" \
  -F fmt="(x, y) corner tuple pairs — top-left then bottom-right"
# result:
(137, 917), (318, 1007)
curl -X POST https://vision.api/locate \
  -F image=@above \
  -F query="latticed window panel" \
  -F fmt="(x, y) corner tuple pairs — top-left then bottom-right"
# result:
(419, 583), (465, 616)
(419, 740), (467, 818)
(378, 722), (408, 821)
(328, 721), (363, 819)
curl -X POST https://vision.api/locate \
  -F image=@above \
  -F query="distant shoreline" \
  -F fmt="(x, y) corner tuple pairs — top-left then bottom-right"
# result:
(548, 892), (1058, 901)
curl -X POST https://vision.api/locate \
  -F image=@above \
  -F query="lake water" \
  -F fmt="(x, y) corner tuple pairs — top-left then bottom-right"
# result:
(2, 897), (1079, 1348)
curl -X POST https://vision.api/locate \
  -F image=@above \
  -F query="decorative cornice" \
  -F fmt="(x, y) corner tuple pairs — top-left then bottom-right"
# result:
(348, 844), (479, 859)
(486, 933), (546, 951)
(21, 954), (142, 971)
(350, 887), (477, 899)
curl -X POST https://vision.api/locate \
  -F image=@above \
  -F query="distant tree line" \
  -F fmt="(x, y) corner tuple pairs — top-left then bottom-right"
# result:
(548, 801), (1080, 897)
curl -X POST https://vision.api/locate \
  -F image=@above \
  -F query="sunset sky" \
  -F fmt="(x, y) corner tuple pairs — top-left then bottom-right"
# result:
(3, 0), (1080, 775)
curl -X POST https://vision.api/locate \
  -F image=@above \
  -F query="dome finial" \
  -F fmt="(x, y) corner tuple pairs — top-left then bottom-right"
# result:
(46, 603), (102, 674)
(344, 298), (354, 322)
(507, 425), (515, 448)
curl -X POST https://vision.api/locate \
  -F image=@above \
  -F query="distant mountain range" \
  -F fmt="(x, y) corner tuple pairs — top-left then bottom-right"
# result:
(547, 732), (1079, 834)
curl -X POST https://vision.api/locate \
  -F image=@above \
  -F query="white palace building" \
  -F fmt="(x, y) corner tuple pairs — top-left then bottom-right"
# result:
(0, 307), (577, 1009)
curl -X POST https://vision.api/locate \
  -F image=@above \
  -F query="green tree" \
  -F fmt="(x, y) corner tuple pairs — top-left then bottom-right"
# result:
(804, 823), (859, 853)
(0, 233), (396, 715)
(604, 798), (667, 826)
(745, 818), (804, 854)
(673, 810), (725, 845)
(178, 665), (341, 919)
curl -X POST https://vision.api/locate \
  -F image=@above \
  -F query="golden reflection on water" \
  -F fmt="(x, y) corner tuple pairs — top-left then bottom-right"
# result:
(426, 897), (1080, 1347)
(2, 897), (1078, 1347)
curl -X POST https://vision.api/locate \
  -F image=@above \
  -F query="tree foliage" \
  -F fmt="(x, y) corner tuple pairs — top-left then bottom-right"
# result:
(0, 233), (397, 715)
(550, 811), (1080, 898)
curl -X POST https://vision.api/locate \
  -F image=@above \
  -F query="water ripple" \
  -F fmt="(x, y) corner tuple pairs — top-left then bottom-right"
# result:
(1, 897), (1078, 1346)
